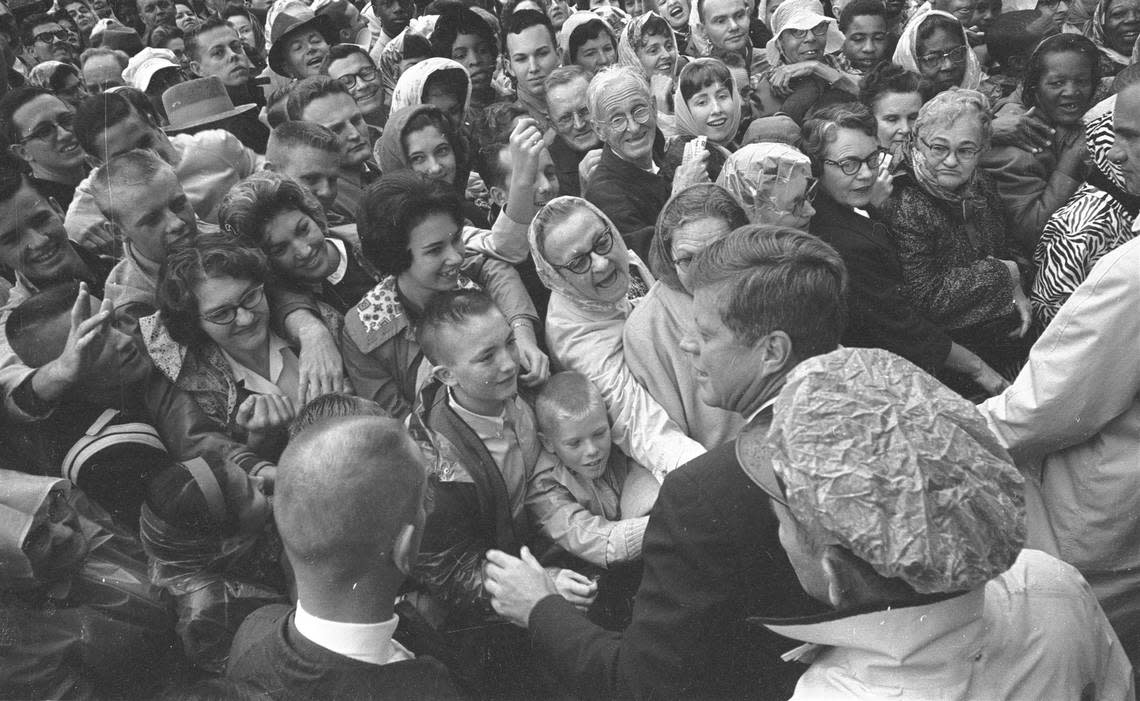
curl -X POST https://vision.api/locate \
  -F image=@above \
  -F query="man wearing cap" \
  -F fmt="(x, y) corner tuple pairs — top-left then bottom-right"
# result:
(122, 46), (184, 122)
(745, 346), (1132, 699)
(484, 226), (840, 699)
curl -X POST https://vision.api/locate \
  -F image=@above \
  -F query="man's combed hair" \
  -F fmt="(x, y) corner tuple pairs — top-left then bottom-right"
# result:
(285, 75), (353, 121)
(688, 225), (848, 359)
(0, 150), (31, 207)
(501, 9), (556, 55)
(544, 64), (590, 94)
(534, 371), (606, 434)
(288, 393), (390, 439)
(183, 15), (232, 63)
(266, 120), (340, 164)
(89, 148), (168, 221)
(415, 288), (498, 365)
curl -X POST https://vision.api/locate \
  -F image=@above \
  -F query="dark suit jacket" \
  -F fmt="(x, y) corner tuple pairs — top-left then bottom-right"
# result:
(583, 142), (670, 264)
(810, 191), (952, 374)
(526, 412), (823, 700)
(227, 604), (465, 701)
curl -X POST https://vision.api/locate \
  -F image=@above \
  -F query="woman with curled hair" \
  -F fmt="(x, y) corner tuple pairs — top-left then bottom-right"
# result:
(981, 33), (1099, 251)
(220, 171), (378, 315)
(803, 102), (1008, 397)
(623, 184), (746, 448)
(142, 234), (302, 462)
(877, 89), (1033, 383)
(340, 172), (547, 420)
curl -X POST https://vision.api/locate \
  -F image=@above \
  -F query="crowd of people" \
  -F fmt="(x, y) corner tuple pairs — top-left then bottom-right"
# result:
(1, 0), (1140, 695)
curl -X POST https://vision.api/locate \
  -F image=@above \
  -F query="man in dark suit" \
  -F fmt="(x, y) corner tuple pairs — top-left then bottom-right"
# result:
(227, 415), (464, 700)
(484, 225), (847, 699)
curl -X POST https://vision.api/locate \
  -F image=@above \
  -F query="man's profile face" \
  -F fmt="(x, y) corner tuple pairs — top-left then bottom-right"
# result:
(1111, 86), (1140, 194)
(682, 283), (770, 412)
(300, 93), (372, 167)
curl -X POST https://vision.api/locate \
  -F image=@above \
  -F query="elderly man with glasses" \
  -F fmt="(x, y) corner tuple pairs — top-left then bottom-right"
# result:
(581, 65), (674, 263)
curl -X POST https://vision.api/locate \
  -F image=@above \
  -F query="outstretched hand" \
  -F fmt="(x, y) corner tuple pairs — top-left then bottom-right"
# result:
(484, 546), (560, 628)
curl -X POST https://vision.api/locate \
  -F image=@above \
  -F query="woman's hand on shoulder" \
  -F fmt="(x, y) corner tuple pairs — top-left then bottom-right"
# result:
(991, 105), (1054, 154)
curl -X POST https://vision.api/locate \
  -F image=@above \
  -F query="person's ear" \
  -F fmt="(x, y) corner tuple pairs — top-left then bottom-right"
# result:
(261, 159), (276, 172)
(9, 141), (29, 162)
(538, 430), (555, 453)
(489, 184), (509, 208)
(431, 363), (458, 387)
(189, 59), (202, 76)
(755, 329), (793, 376)
(391, 522), (417, 576)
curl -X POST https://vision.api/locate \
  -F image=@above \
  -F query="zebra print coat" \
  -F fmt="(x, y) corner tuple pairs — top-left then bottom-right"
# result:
(1033, 109), (1138, 329)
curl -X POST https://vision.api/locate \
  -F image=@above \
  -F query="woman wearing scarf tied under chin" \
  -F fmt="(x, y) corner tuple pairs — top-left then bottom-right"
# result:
(877, 88), (1034, 383)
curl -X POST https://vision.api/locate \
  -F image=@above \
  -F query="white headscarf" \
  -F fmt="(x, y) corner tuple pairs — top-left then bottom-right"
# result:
(892, 8), (983, 90)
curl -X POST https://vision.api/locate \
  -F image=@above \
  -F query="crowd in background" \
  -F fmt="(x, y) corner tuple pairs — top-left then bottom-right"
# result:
(1, 0), (1140, 695)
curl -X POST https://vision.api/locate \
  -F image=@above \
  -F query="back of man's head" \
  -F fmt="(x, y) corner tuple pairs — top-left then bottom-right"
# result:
(689, 224), (848, 360)
(275, 416), (426, 579)
(89, 148), (170, 223)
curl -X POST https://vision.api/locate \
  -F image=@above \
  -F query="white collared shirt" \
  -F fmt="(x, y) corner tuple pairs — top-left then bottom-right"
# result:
(294, 601), (414, 666)
(326, 237), (349, 286)
(220, 332), (299, 399)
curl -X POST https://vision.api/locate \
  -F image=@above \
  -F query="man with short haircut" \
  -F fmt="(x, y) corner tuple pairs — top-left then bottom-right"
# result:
(695, 0), (761, 72)
(582, 65), (669, 262)
(89, 149), (199, 325)
(748, 346), (1132, 699)
(137, 0), (176, 43)
(484, 225), (842, 699)
(325, 43), (385, 128)
(63, 0), (98, 39)
(227, 415), (464, 700)
(265, 120), (351, 222)
(184, 18), (269, 152)
(79, 47), (127, 94)
(286, 75), (380, 217)
(503, 10), (562, 125)
(365, 0), (414, 60)
(0, 152), (114, 423)
(431, 6), (499, 111)
(0, 87), (88, 209)
(23, 13), (76, 65)
(838, 0), (890, 73)
(545, 65), (601, 197)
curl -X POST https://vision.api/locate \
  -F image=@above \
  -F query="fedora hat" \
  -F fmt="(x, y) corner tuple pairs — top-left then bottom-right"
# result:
(161, 76), (257, 132)
(265, 0), (338, 77)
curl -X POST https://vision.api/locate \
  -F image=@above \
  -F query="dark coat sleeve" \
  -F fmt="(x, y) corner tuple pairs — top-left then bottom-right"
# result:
(414, 477), (497, 620)
(527, 446), (810, 699)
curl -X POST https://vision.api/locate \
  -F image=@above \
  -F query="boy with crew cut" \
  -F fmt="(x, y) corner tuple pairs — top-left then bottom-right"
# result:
(527, 371), (656, 570)
(407, 288), (595, 697)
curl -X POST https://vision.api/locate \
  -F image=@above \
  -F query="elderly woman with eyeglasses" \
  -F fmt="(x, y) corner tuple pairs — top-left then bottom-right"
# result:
(804, 102), (1008, 397)
(751, 0), (859, 124)
(142, 234), (314, 463)
(878, 89), (1033, 381)
(894, 9), (1001, 102)
(531, 196), (706, 481)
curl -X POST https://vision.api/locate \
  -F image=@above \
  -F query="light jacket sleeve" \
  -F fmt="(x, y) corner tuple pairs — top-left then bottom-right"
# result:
(463, 254), (539, 327)
(546, 302), (706, 481)
(527, 460), (648, 568)
(980, 238), (1140, 465)
(460, 211), (530, 264)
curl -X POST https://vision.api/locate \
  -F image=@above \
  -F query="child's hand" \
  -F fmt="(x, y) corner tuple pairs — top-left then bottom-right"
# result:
(551, 567), (598, 612)
(236, 394), (296, 434)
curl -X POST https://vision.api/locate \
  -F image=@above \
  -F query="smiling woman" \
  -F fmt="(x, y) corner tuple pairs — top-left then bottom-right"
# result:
(1081, 0), (1140, 75)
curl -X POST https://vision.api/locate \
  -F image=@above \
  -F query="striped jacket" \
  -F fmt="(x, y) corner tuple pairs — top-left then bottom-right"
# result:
(1032, 109), (1139, 328)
